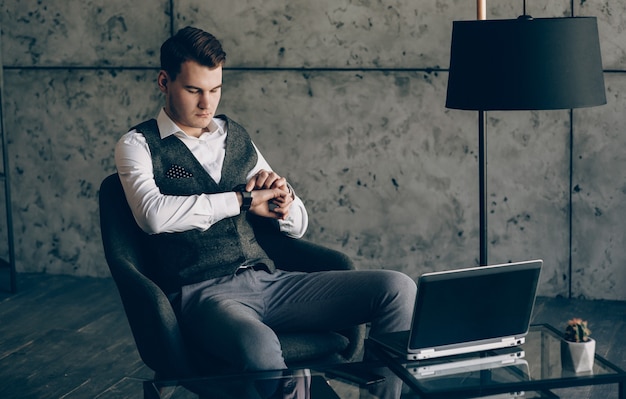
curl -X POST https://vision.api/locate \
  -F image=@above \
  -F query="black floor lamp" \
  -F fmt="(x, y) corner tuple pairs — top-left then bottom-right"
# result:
(445, 6), (606, 266)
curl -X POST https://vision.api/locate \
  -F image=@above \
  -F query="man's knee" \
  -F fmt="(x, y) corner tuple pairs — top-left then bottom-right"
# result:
(373, 270), (416, 333)
(227, 324), (287, 371)
(183, 300), (287, 372)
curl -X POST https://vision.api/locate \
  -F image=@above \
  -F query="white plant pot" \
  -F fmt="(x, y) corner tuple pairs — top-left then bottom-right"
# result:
(561, 338), (595, 373)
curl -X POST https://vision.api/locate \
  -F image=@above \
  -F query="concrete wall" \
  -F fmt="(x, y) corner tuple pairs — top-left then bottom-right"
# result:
(1, 0), (624, 300)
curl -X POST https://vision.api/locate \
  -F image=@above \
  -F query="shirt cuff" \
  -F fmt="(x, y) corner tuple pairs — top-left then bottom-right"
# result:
(211, 192), (241, 220)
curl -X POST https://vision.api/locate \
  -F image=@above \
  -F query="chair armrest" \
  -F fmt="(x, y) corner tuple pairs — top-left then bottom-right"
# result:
(270, 236), (355, 273)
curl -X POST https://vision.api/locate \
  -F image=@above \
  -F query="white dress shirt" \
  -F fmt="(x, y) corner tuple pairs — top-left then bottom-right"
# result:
(114, 109), (308, 238)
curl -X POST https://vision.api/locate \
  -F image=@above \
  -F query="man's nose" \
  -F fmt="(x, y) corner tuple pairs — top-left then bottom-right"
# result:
(199, 93), (211, 109)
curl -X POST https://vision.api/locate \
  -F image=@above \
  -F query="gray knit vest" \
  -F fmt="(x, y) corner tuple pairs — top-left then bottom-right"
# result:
(134, 116), (275, 293)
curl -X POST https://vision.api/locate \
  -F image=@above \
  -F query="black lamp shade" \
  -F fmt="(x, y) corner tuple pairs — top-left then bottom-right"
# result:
(445, 17), (606, 111)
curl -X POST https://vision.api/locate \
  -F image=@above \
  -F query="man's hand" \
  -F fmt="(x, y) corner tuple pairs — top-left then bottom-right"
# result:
(246, 188), (291, 219)
(246, 170), (289, 192)
(245, 170), (295, 219)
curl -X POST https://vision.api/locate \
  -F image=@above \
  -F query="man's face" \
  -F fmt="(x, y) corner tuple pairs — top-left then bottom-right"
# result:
(158, 60), (223, 138)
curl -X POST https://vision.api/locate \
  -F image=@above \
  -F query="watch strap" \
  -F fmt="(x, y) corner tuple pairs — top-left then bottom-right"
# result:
(240, 190), (252, 211)
(232, 184), (252, 211)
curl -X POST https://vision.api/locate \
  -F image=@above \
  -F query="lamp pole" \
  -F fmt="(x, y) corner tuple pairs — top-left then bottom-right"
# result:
(477, 0), (488, 266)
(478, 112), (488, 266)
(477, 0), (486, 20)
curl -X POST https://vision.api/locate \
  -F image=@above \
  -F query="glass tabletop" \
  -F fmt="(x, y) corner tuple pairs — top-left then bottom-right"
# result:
(368, 324), (626, 398)
(146, 364), (558, 399)
(144, 324), (625, 399)
(145, 366), (390, 399)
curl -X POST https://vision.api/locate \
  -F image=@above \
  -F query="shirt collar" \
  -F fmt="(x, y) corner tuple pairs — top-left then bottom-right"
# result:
(156, 108), (223, 139)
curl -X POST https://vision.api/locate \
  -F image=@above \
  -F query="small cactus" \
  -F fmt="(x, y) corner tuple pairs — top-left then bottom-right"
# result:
(564, 318), (592, 343)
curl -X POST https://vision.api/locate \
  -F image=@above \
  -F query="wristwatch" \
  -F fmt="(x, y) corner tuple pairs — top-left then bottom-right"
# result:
(233, 184), (252, 212)
(240, 190), (252, 212)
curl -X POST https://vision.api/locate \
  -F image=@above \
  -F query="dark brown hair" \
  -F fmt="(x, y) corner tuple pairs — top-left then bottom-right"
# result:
(160, 26), (226, 81)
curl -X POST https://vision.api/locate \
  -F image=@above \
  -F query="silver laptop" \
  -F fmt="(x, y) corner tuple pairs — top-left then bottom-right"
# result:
(370, 259), (542, 360)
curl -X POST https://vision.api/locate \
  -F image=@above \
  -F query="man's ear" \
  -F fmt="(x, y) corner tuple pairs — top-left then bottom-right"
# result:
(157, 71), (169, 92)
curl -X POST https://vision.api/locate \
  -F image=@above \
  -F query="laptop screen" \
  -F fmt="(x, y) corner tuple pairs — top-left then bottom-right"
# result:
(408, 260), (542, 350)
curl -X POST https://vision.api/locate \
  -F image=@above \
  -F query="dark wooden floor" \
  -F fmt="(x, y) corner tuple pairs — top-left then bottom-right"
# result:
(0, 272), (624, 399)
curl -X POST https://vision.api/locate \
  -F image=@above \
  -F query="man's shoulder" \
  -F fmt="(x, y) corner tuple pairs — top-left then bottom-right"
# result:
(130, 118), (158, 134)
(118, 119), (156, 146)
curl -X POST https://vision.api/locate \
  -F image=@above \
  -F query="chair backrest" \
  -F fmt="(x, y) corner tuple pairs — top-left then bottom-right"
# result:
(99, 173), (197, 378)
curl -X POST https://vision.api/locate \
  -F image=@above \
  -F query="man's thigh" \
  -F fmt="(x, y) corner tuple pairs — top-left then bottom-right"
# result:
(261, 269), (414, 333)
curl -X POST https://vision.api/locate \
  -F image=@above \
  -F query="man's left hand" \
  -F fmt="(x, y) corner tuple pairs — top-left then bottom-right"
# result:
(246, 170), (295, 218)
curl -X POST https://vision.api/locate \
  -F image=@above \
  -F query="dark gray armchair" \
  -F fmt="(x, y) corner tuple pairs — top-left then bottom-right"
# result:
(98, 173), (365, 379)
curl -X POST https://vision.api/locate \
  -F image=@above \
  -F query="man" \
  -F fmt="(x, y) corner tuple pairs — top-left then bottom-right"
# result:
(115, 26), (416, 372)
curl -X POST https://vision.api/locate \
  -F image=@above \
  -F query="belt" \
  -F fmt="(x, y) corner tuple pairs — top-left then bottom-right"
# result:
(235, 263), (270, 275)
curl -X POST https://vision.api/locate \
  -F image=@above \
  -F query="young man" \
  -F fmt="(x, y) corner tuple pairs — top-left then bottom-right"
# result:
(115, 26), (416, 372)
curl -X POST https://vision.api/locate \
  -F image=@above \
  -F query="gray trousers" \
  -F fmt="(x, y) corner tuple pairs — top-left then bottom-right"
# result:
(180, 268), (416, 372)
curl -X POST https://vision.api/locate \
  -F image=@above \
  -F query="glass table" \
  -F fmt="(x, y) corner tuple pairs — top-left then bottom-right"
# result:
(368, 323), (626, 399)
(144, 324), (626, 398)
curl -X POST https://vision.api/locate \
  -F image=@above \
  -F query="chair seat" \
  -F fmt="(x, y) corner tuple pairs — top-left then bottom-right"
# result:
(279, 332), (350, 364)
